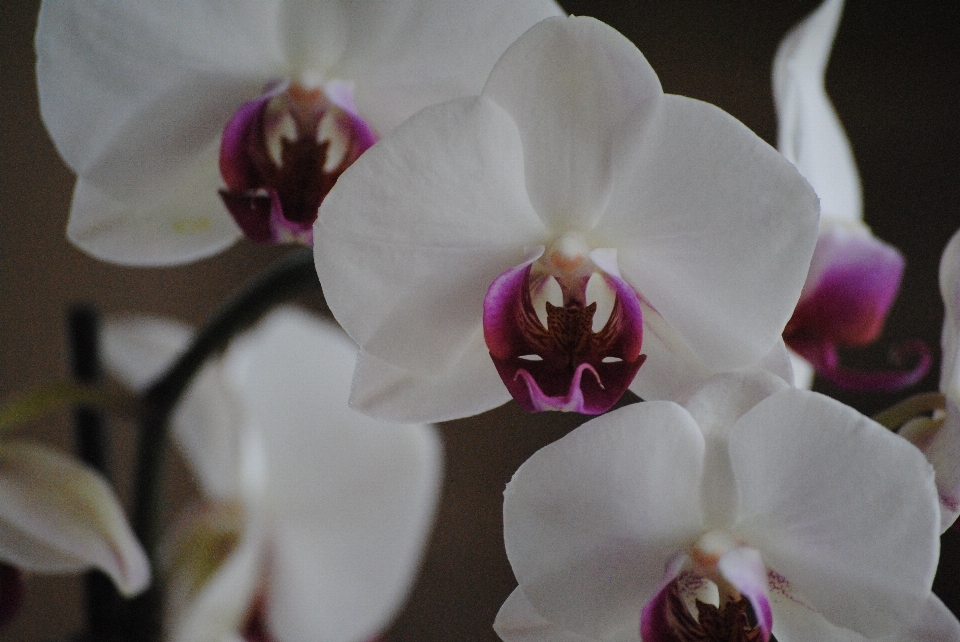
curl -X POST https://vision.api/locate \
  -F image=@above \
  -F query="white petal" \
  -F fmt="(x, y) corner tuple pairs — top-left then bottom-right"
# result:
(483, 16), (663, 231)
(279, 0), (346, 77)
(788, 348), (815, 389)
(730, 390), (940, 638)
(173, 363), (248, 501)
(350, 337), (512, 424)
(629, 306), (795, 403)
(336, 0), (564, 135)
(773, 0), (862, 223)
(601, 93), (819, 374)
(66, 148), (242, 266)
(940, 228), (960, 401)
(919, 400), (960, 532)
(771, 587), (960, 642)
(167, 511), (265, 642)
(504, 402), (704, 640)
(36, 0), (283, 184)
(315, 97), (544, 376)
(101, 315), (192, 391)
(0, 441), (149, 596)
(219, 308), (443, 642)
(101, 314), (244, 500)
(495, 588), (637, 642)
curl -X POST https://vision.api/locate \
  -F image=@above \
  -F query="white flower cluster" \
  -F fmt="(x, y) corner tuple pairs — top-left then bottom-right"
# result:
(8, 0), (955, 641)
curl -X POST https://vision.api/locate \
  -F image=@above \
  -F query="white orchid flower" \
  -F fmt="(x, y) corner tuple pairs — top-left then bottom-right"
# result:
(0, 437), (150, 616)
(500, 372), (947, 642)
(895, 228), (960, 532)
(36, 0), (563, 265)
(102, 307), (442, 642)
(774, 0), (926, 391)
(314, 15), (819, 422)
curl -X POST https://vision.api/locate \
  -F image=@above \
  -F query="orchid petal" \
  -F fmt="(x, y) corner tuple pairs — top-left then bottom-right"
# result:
(602, 93), (819, 374)
(36, 0), (284, 185)
(788, 348), (816, 389)
(316, 97), (544, 376)
(101, 315), (191, 391)
(166, 509), (265, 642)
(102, 316), (244, 500)
(716, 547), (773, 642)
(504, 402), (705, 640)
(483, 16), (662, 231)
(495, 588), (637, 642)
(730, 390), (939, 638)
(770, 584), (959, 642)
(337, 0), (564, 135)
(940, 228), (960, 401)
(220, 308), (442, 642)
(910, 400), (960, 532)
(630, 306), (794, 403)
(278, 0), (346, 76)
(773, 0), (861, 222)
(351, 340), (512, 424)
(0, 441), (149, 596)
(68, 152), (243, 266)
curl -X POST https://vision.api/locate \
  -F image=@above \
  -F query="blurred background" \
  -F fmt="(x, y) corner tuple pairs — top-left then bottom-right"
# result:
(2, 1), (959, 640)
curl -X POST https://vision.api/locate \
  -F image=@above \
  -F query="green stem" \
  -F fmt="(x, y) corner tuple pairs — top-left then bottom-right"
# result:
(872, 391), (945, 431)
(127, 248), (322, 641)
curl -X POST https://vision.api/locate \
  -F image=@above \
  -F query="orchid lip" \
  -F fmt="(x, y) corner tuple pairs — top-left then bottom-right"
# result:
(219, 82), (377, 245)
(483, 250), (646, 415)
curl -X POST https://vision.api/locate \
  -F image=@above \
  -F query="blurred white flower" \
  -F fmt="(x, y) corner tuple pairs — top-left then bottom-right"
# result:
(0, 437), (150, 622)
(102, 307), (442, 642)
(315, 16), (819, 422)
(36, 0), (563, 264)
(500, 372), (946, 642)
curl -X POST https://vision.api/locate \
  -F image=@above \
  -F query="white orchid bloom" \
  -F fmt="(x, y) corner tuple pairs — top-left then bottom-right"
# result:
(500, 372), (946, 642)
(102, 307), (442, 642)
(896, 228), (960, 532)
(774, 0), (925, 391)
(0, 438), (150, 614)
(314, 16), (819, 423)
(36, 0), (563, 265)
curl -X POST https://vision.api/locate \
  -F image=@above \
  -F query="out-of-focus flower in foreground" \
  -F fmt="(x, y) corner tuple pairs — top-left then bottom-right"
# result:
(36, 0), (562, 264)
(0, 436), (150, 624)
(102, 307), (442, 642)
(774, 0), (928, 391)
(315, 16), (819, 422)
(499, 372), (949, 642)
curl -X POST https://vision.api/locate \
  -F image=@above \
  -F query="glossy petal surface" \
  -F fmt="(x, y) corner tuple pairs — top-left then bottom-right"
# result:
(603, 93), (819, 379)
(731, 391), (939, 638)
(504, 402), (705, 640)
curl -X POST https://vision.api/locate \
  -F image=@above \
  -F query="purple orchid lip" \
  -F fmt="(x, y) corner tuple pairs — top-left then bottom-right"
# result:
(785, 228), (929, 391)
(640, 570), (766, 642)
(483, 259), (645, 414)
(219, 83), (377, 245)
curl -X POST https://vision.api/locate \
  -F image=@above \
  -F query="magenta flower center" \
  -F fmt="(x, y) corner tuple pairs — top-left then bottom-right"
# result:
(219, 83), (377, 244)
(483, 234), (646, 414)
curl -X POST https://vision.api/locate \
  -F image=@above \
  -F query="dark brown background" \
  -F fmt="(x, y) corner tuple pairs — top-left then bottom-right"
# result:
(2, 1), (959, 640)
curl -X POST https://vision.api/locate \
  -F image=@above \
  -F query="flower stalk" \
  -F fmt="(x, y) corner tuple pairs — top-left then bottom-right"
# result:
(127, 248), (321, 641)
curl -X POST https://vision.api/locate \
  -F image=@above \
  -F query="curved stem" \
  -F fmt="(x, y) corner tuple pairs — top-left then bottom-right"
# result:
(872, 391), (945, 431)
(127, 248), (322, 640)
